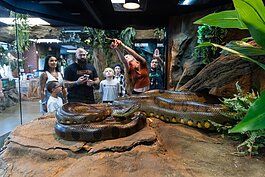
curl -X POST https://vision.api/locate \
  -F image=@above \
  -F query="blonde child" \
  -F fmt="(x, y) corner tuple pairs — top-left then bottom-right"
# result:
(99, 67), (121, 103)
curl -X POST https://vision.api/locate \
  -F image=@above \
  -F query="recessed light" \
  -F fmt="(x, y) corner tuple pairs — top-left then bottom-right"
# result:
(123, 0), (140, 10)
(39, 1), (62, 4)
(111, 0), (125, 3)
(178, 0), (195, 5)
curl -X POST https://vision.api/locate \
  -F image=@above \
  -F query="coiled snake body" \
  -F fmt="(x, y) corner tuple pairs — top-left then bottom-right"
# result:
(55, 90), (231, 142)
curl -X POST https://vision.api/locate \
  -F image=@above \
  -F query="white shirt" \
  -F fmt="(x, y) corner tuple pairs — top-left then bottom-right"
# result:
(46, 71), (64, 85)
(47, 96), (63, 112)
(99, 79), (120, 102)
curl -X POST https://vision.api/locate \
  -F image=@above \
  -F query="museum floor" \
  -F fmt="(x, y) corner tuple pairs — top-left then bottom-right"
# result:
(0, 100), (41, 146)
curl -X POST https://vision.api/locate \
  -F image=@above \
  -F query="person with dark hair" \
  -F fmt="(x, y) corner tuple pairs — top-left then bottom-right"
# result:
(46, 81), (63, 113)
(149, 57), (164, 90)
(64, 48), (100, 104)
(110, 39), (150, 95)
(113, 63), (126, 96)
(39, 55), (66, 113)
(149, 48), (164, 90)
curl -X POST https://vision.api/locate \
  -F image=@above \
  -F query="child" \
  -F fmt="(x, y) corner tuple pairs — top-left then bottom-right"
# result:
(113, 63), (126, 97)
(46, 81), (64, 112)
(99, 67), (121, 103)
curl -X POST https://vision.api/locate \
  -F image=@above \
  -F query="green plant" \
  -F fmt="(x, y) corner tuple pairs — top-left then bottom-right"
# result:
(82, 26), (136, 54)
(79, 27), (137, 70)
(82, 27), (120, 65)
(0, 47), (13, 71)
(59, 31), (82, 44)
(194, 0), (265, 155)
(10, 12), (30, 53)
(119, 27), (136, 48)
(154, 27), (165, 41)
(194, 0), (265, 70)
(83, 27), (107, 48)
(220, 82), (258, 120)
(234, 130), (265, 156)
(217, 83), (265, 156)
(193, 25), (227, 64)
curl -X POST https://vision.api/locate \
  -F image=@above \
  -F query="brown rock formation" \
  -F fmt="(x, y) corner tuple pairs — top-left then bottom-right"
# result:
(1, 114), (265, 177)
(0, 88), (18, 112)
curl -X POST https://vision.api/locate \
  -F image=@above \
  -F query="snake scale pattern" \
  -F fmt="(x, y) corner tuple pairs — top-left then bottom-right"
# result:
(55, 90), (231, 142)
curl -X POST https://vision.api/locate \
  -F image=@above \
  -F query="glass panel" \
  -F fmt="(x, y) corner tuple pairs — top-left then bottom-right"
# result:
(0, 6), (42, 140)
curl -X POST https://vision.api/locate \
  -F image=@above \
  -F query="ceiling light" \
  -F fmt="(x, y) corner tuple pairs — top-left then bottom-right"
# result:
(111, 0), (125, 3)
(0, 18), (50, 26)
(178, 0), (196, 5)
(66, 50), (77, 53)
(123, 0), (140, 10)
(38, 1), (62, 4)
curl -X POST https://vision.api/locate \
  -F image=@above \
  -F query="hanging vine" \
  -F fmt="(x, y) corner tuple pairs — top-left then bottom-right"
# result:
(10, 12), (30, 53)
(82, 27), (120, 64)
(81, 26), (137, 65)
(119, 27), (136, 48)
(154, 27), (166, 41)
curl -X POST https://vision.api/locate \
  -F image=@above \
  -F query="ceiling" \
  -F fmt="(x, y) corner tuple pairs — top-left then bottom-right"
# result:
(0, 0), (232, 29)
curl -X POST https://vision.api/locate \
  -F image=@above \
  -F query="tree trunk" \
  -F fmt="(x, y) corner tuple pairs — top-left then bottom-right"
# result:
(92, 48), (107, 80)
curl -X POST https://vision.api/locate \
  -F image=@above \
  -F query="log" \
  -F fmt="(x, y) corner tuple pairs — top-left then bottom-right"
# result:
(178, 54), (265, 97)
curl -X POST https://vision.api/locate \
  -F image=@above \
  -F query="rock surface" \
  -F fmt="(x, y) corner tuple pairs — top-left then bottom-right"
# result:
(178, 55), (265, 97)
(0, 114), (265, 177)
(0, 88), (19, 112)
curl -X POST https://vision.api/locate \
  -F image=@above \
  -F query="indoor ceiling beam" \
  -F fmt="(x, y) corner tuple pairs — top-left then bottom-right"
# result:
(0, 0), (99, 27)
(79, 0), (103, 27)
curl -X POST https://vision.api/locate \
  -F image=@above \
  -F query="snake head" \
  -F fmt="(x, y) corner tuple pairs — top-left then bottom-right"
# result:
(112, 104), (140, 118)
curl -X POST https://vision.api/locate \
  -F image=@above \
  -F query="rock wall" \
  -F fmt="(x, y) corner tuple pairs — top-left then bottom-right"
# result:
(167, 14), (202, 89)
(165, 4), (264, 97)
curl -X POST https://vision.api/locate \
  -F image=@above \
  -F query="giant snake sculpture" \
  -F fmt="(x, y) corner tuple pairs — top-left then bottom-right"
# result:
(55, 90), (232, 142)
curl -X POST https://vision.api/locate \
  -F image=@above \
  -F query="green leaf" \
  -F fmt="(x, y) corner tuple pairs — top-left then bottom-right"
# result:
(221, 41), (265, 56)
(196, 42), (265, 70)
(229, 90), (265, 133)
(194, 10), (247, 29)
(195, 42), (213, 47)
(233, 0), (265, 49)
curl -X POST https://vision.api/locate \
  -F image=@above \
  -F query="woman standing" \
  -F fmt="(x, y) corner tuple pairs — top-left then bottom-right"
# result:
(39, 55), (66, 113)
(111, 39), (150, 95)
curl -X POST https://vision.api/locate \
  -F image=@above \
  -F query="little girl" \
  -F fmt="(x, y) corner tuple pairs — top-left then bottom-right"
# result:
(46, 81), (63, 112)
